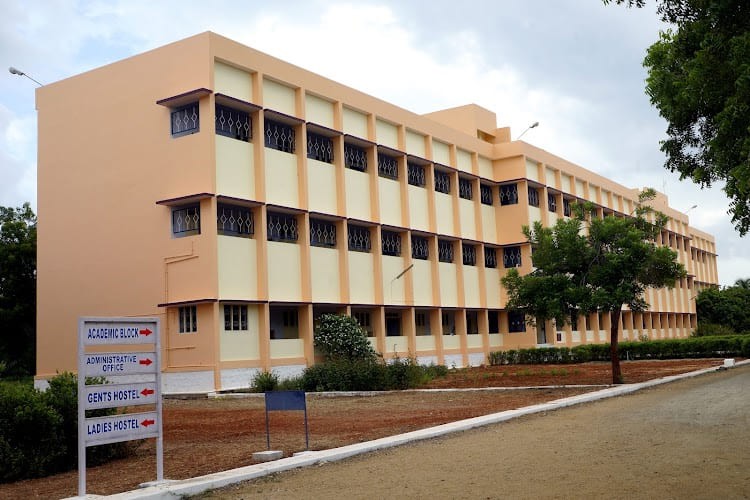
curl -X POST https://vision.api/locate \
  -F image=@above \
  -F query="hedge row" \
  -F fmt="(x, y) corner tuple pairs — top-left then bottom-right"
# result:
(488, 335), (750, 365)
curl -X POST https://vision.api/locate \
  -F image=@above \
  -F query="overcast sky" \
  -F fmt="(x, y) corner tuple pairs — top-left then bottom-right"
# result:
(1, 0), (746, 286)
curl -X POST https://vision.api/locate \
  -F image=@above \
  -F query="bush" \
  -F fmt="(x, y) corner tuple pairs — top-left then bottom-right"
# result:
(314, 314), (378, 362)
(693, 322), (736, 337)
(301, 358), (447, 392)
(251, 370), (279, 392)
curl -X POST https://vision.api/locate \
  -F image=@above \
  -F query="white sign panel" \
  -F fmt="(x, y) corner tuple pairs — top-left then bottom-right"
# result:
(84, 411), (159, 447)
(82, 321), (157, 346)
(83, 351), (157, 376)
(84, 382), (158, 410)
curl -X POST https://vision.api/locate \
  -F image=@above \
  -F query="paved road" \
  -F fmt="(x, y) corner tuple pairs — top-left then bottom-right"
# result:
(201, 364), (750, 499)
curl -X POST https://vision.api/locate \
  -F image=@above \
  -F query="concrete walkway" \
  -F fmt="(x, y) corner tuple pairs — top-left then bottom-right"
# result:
(83, 360), (750, 499)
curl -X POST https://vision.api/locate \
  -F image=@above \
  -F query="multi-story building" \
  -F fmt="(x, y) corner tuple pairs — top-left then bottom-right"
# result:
(35, 32), (719, 393)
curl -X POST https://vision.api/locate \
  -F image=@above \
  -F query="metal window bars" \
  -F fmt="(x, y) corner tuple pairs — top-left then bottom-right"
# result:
(307, 133), (334, 163)
(171, 103), (199, 136)
(344, 143), (367, 171)
(267, 212), (298, 242)
(462, 244), (476, 266)
(435, 171), (451, 194)
(480, 184), (493, 205)
(407, 163), (425, 187)
(172, 205), (200, 235)
(217, 204), (253, 237)
(459, 178), (473, 200)
(381, 230), (402, 256)
(347, 225), (371, 252)
(485, 247), (497, 268)
(548, 193), (557, 212)
(310, 219), (337, 247)
(500, 184), (519, 205)
(264, 119), (295, 153)
(438, 239), (454, 263)
(378, 153), (398, 179)
(503, 246), (522, 268)
(215, 104), (251, 142)
(411, 236), (429, 260)
(528, 186), (540, 207)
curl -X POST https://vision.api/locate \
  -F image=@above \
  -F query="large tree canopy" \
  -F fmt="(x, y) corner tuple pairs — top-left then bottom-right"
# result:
(696, 284), (750, 332)
(0, 203), (37, 376)
(502, 189), (686, 384)
(605, 0), (750, 234)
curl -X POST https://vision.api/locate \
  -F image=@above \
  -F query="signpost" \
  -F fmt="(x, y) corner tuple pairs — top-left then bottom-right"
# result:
(77, 317), (162, 497)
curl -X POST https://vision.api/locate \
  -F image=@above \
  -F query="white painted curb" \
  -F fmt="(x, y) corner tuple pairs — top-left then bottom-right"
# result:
(80, 360), (750, 499)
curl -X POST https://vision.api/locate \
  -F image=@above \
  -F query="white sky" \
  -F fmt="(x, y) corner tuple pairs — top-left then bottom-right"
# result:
(1, 0), (746, 286)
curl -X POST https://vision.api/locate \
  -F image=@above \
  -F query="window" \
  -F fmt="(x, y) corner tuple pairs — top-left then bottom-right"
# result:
(307, 132), (333, 163)
(528, 186), (540, 207)
(438, 239), (454, 263)
(264, 119), (295, 153)
(344, 143), (367, 171)
(563, 198), (572, 217)
(508, 311), (526, 333)
(172, 205), (200, 237)
(348, 224), (371, 252)
(415, 312), (427, 327)
(462, 243), (476, 266)
(488, 310), (499, 334)
(171, 102), (199, 137)
(485, 247), (497, 268)
(378, 153), (398, 179)
(270, 307), (299, 339)
(353, 311), (370, 329)
(217, 204), (253, 237)
(503, 246), (522, 268)
(548, 193), (557, 213)
(466, 311), (479, 334)
(215, 104), (251, 142)
(408, 162), (425, 187)
(435, 171), (451, 194)
(442, 311), (455, 335)
(500, 183), (519, 205)
(412, 235), (429, 260)
(310, 218), (336, 247)
(224, 305), (248, 331)
(570, 311), (579, 331)
(381, 230), (402, 256)
(178, 306), (197, 333)
(459, 178), (473, 200)
(480, 184), (493, 205)
(385, 312), (402, 336)
(267, 211), (298, 242)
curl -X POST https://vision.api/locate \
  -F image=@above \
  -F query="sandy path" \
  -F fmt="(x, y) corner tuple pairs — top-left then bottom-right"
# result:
(203, 364), (750, 499)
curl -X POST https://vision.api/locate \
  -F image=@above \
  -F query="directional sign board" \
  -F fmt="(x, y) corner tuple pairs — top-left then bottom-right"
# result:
(83, 351), (157, 377)
(85, 411), (160, 447)
(82, 321), (156, 346)
(84, 382), (158, 410)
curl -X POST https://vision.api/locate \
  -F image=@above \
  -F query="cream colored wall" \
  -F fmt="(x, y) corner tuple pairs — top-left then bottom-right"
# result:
(386, 337), (410, 357)
(270, 338), (305, 358)
(267, 242), (302, 301)
(463, 266), (481, 308)
(265, 149), (299, 206)
(379, 178), (402, 227)
(457, 149), (472, 172)
(488, 333), (503, 348)
(412, 259), (433, 306)
(218, 236), (257, 299)
(459, 198), (476, 240)
(439, 262), (458, 306)
(528, 206), (542, 225)
(575, 179), (585, 196)
(382, 256), (407, 304)
(216, 135), (254, 199)
(484, 268), (501, 308)
(466, 335), (483, 348)
(561, 174), (571, 193)
(310, 247), (340, 302)
(376, 119), (399, 149)
(433, 141), (451, 165)
(545, 167), (558, 189)
(415, 335), (436, 350)
(220, 305), (260, 361)
(406, 130), (425, 157)
(481, 205), (497, 244)
(306, 94), (334, 128)
(343, 107), (368, 138)
(307, 159), (337, 214)
(443, 335), (460, 350)
(263, 78), (295, 115)
(348, 252), (376, 303)
(408, 186), (430, 232)
(214, 61), (252, 101)
(525, 159), (539, 181)
(345, 169), (371, 221)
(435, 193), (455, 235)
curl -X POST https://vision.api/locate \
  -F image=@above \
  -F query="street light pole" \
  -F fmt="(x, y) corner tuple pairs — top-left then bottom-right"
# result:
(516, 121), (539, 140)
(9, 66), (43, 86)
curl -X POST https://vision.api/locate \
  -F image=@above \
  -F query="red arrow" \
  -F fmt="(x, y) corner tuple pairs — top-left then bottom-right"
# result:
(140, 388), (155, 397)
(139, 358), (153, 366)
(141, 419), (155, 427)
(139, 328), (153, 337)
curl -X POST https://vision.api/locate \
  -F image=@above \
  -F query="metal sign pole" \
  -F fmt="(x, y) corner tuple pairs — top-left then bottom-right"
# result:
(77, 318), (86, 497)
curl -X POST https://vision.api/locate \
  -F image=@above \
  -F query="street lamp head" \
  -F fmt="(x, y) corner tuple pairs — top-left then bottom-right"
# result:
(530, 121), (539, 129)
(515, 121), (540, 140)
(9, 66), (24, 76)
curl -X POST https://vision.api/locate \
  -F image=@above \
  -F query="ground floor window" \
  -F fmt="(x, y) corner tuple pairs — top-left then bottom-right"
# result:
(224, 305), (248, 331)
(178, 306), (197, 333)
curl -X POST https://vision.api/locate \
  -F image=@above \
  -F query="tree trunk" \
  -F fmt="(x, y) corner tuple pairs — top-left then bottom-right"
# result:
(610, 308), (623, 384)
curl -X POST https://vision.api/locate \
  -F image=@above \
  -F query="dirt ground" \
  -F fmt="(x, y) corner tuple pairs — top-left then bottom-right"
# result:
(0, 359), (726, 499)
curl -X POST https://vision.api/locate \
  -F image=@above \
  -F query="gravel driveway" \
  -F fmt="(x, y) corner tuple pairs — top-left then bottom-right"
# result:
(202, 364), (750, 499)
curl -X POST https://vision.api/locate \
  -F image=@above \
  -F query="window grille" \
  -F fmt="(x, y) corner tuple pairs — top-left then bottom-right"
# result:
(178, 306), (197, 333)
(480, 184), (493, 205)
(548, 193), (557, 213)
(171, 103), (199, 137)
(466, 311), (479, 334)
(503, 246), (522, 268)
(215, 104), (251, 142)
(407, 162), (425, 187)
(353, 311), (370, 328)
(264, 119), (295, 153)
(563, 198), (572, 217)
(224, 305), (248, 331)
(344, 143), (367, 171)
(438, 239), (454, 263)
(267, 211), (298, 242)
(217, 204), (253, 237)
(435, 171), (451, 194)
(307, 132), (334, 163)
(172, 205), (200, 236)
(415, 312), (427, 328)
(348, 224), (371, 252)
(381, 230), (402, 256)
(378, 153), (398, 179)
(310, 219), (336, 247)
(508, 311), (526, 332)
(459, 178), (473, 200)
(485, 247), (497, 268)
(500, 183), (519, 205)
(283, 310), (298, 327)
(462, 244), (476, 266)
(528, 186), (540, 207)
(411, 235), (429, 260)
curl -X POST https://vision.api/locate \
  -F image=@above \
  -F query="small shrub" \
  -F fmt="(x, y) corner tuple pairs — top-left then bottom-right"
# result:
(693, 322), (736, 337)
(277, 376), (304, 391)
(314, 314), (378, 362)
(251, 370), (279, 392)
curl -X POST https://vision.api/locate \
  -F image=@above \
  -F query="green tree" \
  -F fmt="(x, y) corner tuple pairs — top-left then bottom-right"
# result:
(314, 314), (378, 362)
(502, 189), (686, 384)
(696, 285), (750, 332)
(0, 203), (36, 376)
(604, 0), (750, 234)
(734, 278), (750, 289)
